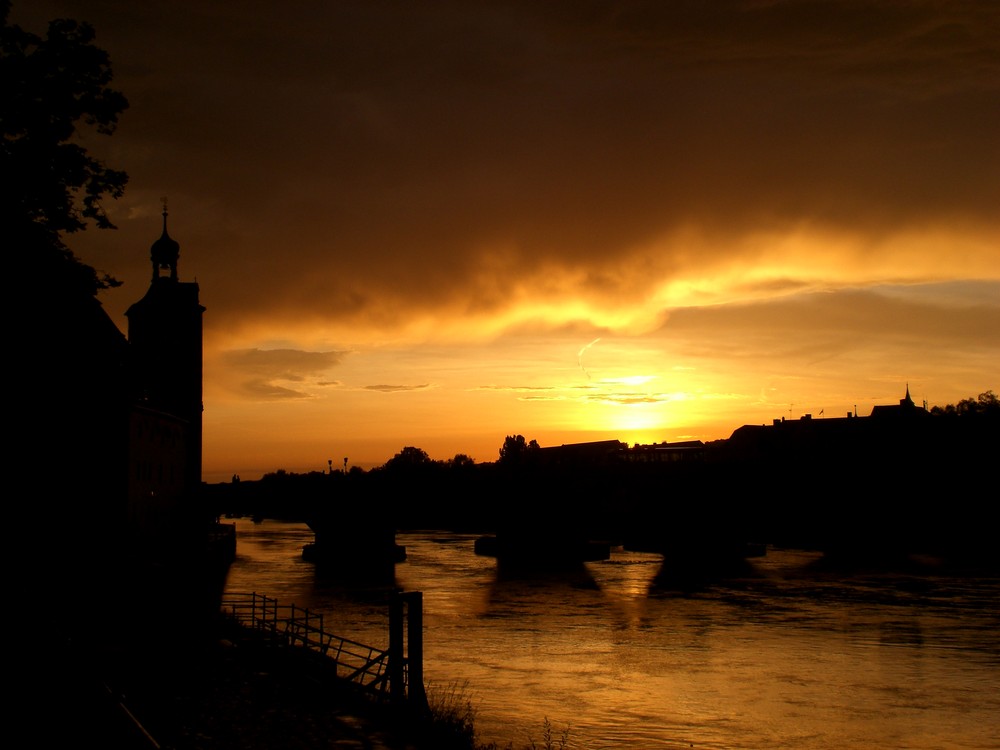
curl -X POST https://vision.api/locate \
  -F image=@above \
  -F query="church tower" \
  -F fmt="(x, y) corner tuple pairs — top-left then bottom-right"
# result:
(126, 202), (205, 495)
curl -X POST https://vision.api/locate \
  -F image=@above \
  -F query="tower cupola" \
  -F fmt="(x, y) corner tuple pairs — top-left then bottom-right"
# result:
(150, 199), (180, 281)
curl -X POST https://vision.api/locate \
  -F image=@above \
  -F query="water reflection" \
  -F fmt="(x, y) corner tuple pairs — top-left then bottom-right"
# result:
(650, 552), (764, 594)
(310, 558), (398, 589)
(224, 520), (1000, 750)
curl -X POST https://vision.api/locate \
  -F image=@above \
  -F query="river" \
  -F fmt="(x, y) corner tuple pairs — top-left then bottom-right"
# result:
(222, 518), (1000, 749)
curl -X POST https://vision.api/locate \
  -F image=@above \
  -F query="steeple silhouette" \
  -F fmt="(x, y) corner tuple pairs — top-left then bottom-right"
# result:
(150, 198), (180, 281)
(902, 383), (914, 407)
(127, 203), (206, 492)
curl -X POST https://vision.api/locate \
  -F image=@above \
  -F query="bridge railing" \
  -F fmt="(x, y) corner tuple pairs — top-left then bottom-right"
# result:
(220, 591), (399, 699)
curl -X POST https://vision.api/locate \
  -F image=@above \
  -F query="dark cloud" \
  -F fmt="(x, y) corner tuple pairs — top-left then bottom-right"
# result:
(585, 393), (667, 406)
(364, 384), (431, 393)
(18, 0), (997, 330)
(667, 282), (1000, 336)
(658, 282), (1000, 362)
(476, 385), (564, 392)
(238, 381), (313, 400)
(221, 348), (348, 399)
(223, 348), (348, 376)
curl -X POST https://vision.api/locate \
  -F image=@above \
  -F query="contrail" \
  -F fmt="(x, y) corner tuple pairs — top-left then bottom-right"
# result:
(578, 338), (601, 380)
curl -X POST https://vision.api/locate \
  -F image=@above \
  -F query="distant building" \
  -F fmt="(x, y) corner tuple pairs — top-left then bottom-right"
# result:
(627, 440), (706, 463)
(869, 383), (928, 420)
(719, 385), (937, 472)
(537, 439), (626, 467)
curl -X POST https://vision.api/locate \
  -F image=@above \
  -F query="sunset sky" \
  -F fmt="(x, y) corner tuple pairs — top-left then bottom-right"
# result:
(16, 1), (999, 482)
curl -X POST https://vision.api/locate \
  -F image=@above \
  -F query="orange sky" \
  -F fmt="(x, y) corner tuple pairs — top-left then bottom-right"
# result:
(17, 1), (999, 482)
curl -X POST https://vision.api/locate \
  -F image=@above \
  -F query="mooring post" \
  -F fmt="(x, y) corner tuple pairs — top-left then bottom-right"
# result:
(389, 589), (405, 705)
(402, 590), (427, 711)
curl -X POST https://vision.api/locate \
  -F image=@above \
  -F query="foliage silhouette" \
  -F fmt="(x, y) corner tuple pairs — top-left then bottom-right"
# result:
(2, 0), (128, 295)
(449, 453), (476, 469)
(497, 434), (540, 468)
(929, 389), (999, 416)
(385, 445), (434, 471)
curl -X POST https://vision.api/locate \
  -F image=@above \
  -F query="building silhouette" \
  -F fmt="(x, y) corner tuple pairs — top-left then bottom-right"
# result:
(125, 205), (207, 546)
(23, 203), (228, 644)
(869, 383), (927, 420)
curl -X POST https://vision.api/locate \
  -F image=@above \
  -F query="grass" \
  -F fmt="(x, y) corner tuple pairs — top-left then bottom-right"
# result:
(421, 681), (575, 750)
(419, 680), (478, 747)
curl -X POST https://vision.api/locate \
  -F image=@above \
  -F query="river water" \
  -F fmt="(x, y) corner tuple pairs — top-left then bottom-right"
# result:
(222, 518), (1000, 749)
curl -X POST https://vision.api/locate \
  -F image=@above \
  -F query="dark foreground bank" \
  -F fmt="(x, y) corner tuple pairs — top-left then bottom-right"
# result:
(31, 619), (477, 750)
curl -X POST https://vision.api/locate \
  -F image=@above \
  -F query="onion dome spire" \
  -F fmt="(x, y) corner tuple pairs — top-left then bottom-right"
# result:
(150, 197), (180, 281)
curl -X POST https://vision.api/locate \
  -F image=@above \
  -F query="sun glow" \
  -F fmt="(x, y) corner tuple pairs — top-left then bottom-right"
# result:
(601, 375), (656, 386)
(610, 402), (669, 434)
(564, 385), (702, 446)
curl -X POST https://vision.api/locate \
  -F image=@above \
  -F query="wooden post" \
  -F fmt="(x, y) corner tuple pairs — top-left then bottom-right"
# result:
(389, 589), (405, 705)
(403, 590), (427, 711)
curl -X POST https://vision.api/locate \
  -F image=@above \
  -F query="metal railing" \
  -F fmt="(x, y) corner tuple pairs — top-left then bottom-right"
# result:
(220, 592), (400, 699)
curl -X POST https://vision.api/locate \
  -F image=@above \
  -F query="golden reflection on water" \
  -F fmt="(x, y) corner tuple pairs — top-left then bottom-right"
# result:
(224, 520), (1000, 750)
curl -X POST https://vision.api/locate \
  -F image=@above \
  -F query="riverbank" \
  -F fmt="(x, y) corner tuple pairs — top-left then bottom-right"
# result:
(41, 620), (478, 750)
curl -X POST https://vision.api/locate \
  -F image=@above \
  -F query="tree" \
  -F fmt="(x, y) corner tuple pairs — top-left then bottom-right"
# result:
(1, 0), (128, 296)
(384, 446), (433, 471)
(930, 390), (999, 417)
(978, 390), (999, 412)
(498, 434), (540, 468)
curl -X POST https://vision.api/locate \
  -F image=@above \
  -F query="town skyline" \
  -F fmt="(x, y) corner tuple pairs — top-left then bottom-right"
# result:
(212, 386), (996, 482)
